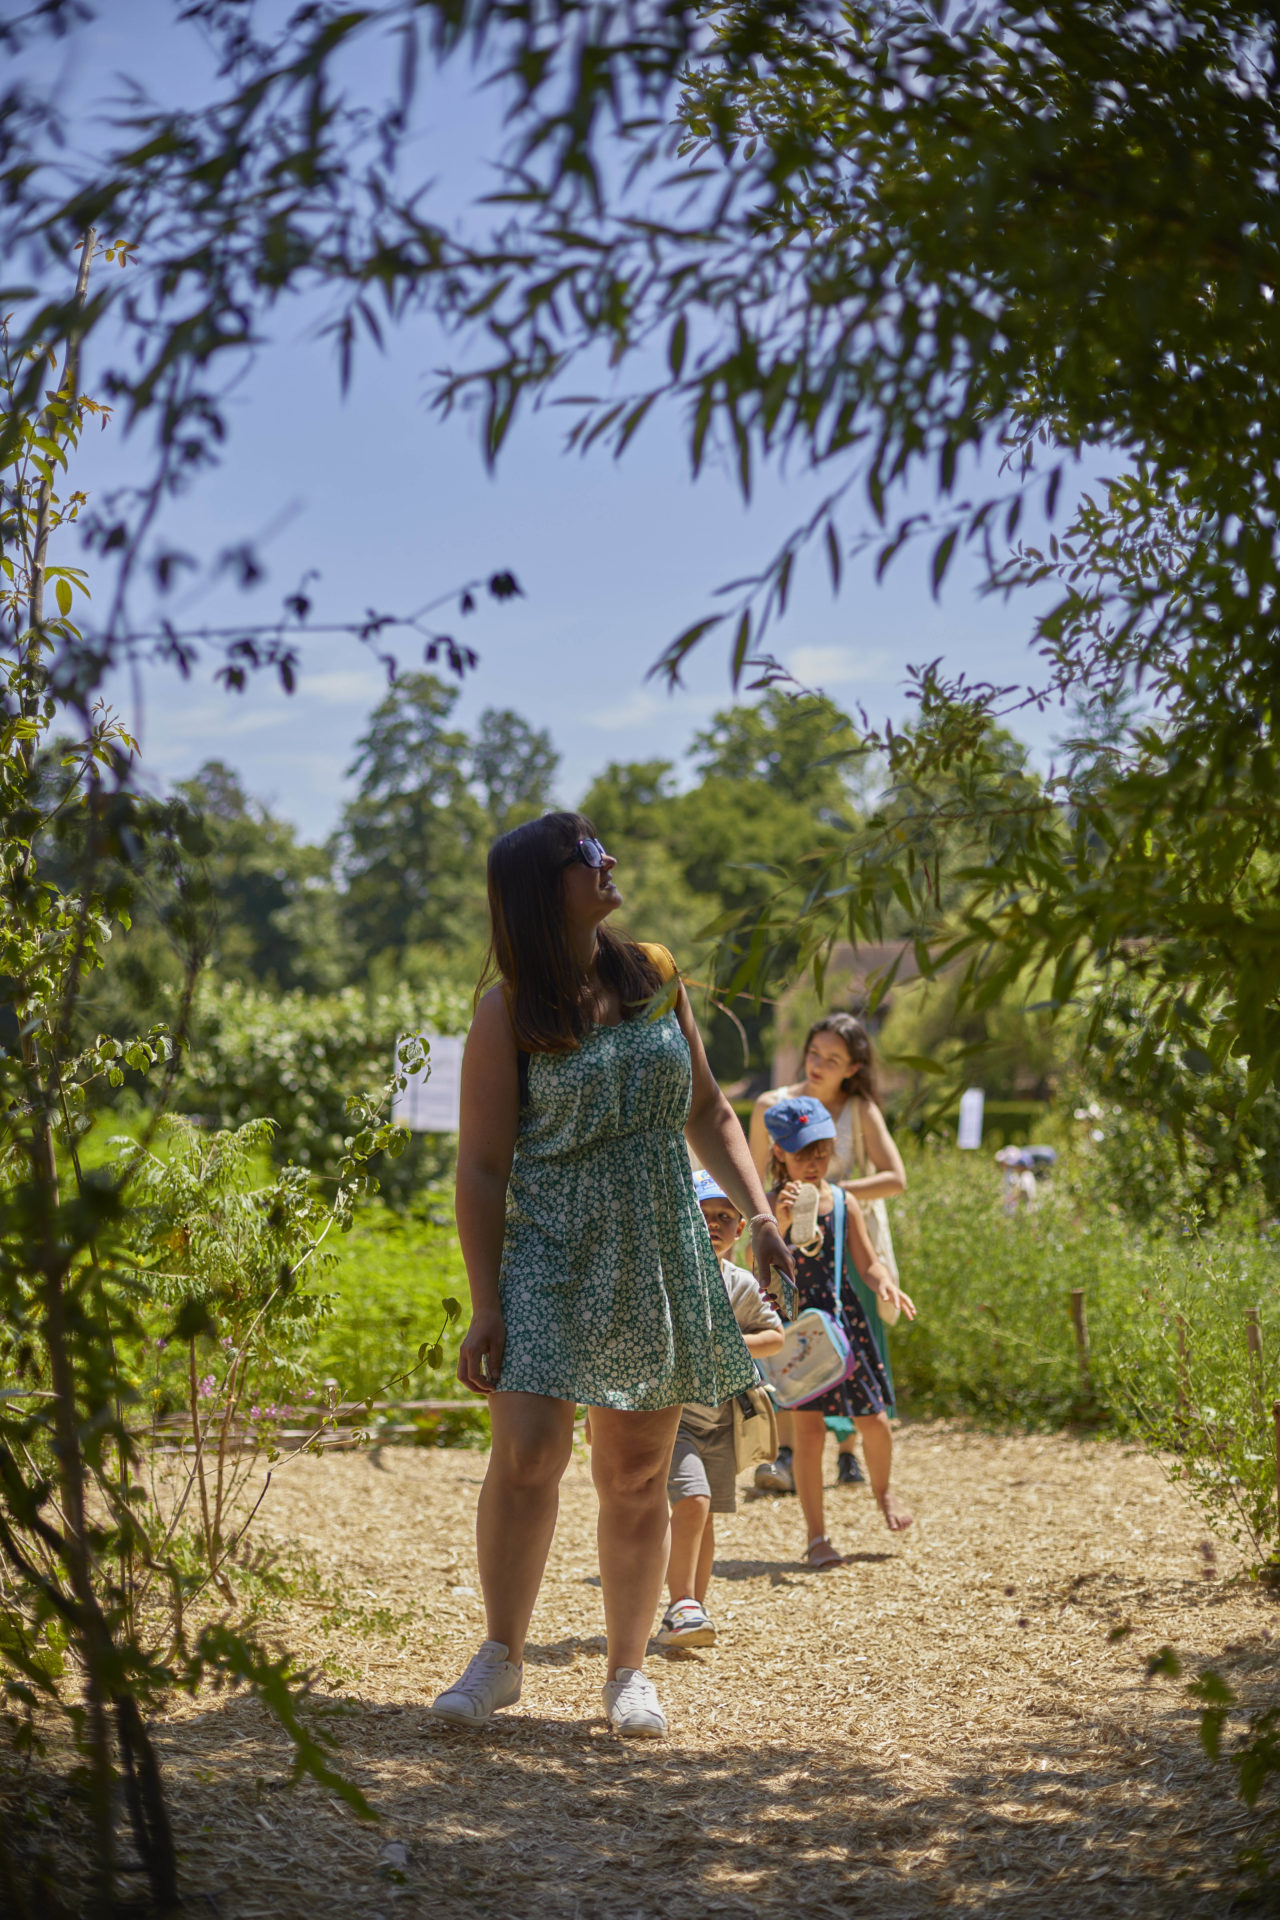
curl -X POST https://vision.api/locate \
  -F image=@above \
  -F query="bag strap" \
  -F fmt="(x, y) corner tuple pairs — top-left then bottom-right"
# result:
(639, 941), (677, 984)
(638, 941), (680, 1015)
(831, 1185), (845, 1312)
(848, 1097), (868, 1175)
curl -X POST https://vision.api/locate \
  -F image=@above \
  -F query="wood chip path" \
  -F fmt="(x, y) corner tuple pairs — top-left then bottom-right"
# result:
(150, 1423), (1280, 1917)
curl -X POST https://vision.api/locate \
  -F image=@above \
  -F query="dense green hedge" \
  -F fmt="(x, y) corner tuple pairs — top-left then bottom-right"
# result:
(178, 979), (471, 1187)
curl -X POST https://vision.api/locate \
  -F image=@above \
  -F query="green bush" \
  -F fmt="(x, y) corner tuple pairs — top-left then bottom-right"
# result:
(889, 1144), (1135, 1423)
(305, 1204), (473, 1408)
(177, 978), (470, 1195)
(887, 1142), (1280, 1561)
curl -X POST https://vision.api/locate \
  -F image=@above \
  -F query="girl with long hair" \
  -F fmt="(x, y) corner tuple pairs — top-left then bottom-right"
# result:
(749, 1010), (907, 1492)
(763, 1097), (915, 1564)
(431, 812), (794, 1738)
(749, 1010), (905, 1203)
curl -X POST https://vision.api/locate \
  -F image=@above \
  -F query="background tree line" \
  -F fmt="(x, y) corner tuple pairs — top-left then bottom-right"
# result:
(92, 679), (867, 1088)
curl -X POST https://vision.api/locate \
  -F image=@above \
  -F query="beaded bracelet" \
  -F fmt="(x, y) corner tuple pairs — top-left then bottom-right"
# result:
(748, 1211), (775, 1231)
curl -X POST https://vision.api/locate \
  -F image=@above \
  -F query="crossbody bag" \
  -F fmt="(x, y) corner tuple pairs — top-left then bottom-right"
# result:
(756, 1188), (857, 1410)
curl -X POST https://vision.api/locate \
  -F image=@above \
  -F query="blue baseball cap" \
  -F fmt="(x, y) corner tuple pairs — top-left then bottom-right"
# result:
(693, 1169), (737, 1207)
(763, 1095), (837, 1153)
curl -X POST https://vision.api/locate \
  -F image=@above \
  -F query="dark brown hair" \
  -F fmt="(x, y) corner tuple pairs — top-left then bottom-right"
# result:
(480, 810), (662, 1053)
(802, 1011), (878, 1103)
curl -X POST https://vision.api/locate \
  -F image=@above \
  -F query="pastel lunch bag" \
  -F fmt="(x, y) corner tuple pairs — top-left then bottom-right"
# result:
(757, 1188), (857, 1410)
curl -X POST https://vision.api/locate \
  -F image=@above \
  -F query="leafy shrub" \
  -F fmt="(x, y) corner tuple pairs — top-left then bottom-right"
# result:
(890, 1143), (1141, 1423)
(1111, 1247), (1280, 1562)
(1070, 988), (1280, 1221)
(177, 977), (470, 1193)
(889, 1143), (1280, 1562)
(307, 1204), (472, 1406)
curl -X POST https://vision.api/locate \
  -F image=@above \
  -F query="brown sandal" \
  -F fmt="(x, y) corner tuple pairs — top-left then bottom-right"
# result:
(805, 1535), (844, 1570)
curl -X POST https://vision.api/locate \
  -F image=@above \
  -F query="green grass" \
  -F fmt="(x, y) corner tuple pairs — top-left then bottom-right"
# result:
(302, 1200), (482, 1423)
(890, 1142), (1273, 1417)
(886, 1142), (1280, 1559)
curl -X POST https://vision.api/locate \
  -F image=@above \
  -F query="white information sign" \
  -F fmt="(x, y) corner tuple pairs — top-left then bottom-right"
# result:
(392, 1034), (465, 1133)
(957, 1087), (985, 1151)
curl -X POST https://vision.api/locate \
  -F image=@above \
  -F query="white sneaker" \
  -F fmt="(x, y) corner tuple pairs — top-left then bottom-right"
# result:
(602, 1668), (667, 1738)
(429, 1641), (522, 1727)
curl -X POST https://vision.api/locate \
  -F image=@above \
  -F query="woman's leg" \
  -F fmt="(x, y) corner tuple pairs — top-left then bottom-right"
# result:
(666, 1493), (710, 1604)
(477, 1392), (577, 1663)
(854, 1412), (913, 1531)
(695, 1513), (716, 1606)
(590, 1404), (684, 1678)
(790, 1409), (830, 1547)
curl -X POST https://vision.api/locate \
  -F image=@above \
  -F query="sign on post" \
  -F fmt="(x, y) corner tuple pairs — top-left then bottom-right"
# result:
(392, 1035), (465, 1133)
(957, 1087), (985, 1151)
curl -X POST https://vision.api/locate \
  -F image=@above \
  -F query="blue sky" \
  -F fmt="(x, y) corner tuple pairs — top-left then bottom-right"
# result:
(34, 2), (1078, 841)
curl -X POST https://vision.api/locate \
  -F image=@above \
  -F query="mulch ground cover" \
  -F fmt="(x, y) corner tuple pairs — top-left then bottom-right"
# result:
(58, 1424), (1280, 1915)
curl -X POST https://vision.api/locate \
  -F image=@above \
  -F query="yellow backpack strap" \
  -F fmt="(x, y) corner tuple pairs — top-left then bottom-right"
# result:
(639, 942), (680, 1013)
(640, 941), (677, 984)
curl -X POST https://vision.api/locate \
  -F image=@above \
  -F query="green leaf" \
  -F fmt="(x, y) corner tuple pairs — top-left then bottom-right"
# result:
(930, 527), (958, 597)
(55, 578), (72, 617)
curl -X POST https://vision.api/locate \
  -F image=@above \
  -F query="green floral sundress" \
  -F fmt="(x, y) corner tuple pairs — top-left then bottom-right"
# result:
(496, 1008), (757, 1410)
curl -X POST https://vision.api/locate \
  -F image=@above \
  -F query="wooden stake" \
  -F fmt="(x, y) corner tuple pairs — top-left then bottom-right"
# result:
(1070, 1289), (1091, 1396)
(1273, 1401), (1280, 1552)
(1248, 1307), (1264, 1421)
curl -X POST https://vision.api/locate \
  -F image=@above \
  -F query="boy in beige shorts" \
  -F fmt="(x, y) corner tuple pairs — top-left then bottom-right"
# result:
(658, 1172), (784, 1651)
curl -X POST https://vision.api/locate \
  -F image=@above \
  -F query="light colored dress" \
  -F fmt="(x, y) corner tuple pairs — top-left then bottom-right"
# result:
(496, 1007), (758, 1410)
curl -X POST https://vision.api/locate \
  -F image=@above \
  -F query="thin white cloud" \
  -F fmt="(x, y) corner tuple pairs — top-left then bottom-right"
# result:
(585, 689), (665, 730)
(297, 668), (387, 705)
(787, 645), (895, 688)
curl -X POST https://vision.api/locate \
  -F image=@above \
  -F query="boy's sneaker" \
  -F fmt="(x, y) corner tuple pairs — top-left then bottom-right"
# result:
(603, 1668), (667, 1738)
(754, 1444), (795, 1494)
(837, 1450), (866, 1487)
(429, 1641), (522, 1727)
(657, 1599), (716, 1650)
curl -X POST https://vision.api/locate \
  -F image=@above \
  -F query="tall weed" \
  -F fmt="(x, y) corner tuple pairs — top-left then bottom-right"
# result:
(889, 1143), (1280, 1560)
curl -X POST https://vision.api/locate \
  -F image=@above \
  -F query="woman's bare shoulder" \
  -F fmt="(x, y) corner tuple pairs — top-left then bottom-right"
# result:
(469, 986), (516, 1047)
(752, 1082), (805, 1112)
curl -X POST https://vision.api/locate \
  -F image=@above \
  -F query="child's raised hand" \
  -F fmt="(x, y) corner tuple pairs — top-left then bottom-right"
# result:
(775, 1181), (800, 1232)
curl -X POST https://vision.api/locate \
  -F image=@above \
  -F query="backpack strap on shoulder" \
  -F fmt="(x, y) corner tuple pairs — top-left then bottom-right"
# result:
(831, 1185), (846, 1310)
(638, 942), (680, 1014)
(639, 941), (677, 983)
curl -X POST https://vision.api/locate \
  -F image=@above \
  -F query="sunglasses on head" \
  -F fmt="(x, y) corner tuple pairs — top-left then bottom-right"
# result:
(561, 836), (609, 870)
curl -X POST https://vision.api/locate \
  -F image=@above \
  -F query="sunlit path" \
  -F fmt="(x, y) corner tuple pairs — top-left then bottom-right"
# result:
(150, 1427), (1270, 1917)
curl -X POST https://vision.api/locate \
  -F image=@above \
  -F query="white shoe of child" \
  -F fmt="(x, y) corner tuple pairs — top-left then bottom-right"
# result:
(602, 1667), (667, 1738)
(656, 1599), (716, 1649)
(430, 1641), (522, 1727)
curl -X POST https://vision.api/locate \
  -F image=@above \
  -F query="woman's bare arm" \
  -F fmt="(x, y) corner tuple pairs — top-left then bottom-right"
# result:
(675, 985), (794, 1285)
(747, 1092), (777, 1184)
(842, 1097), (907, 1202)
(454, 987), (521, 1394)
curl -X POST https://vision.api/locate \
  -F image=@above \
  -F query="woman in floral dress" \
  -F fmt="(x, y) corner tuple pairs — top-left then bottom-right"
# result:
(431, 812), (793, 1739)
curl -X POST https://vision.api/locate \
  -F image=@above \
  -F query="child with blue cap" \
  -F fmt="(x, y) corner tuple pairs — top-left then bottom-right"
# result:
(657, 1169), (785, 1650)
(762, 1096), (915, 1568)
